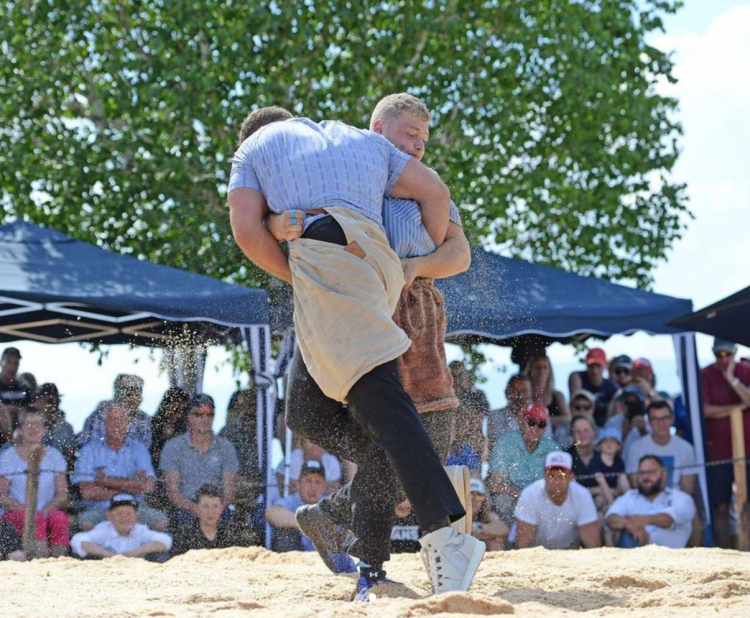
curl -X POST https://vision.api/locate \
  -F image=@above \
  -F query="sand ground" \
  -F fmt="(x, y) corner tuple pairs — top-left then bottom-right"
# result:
(3, 546), (749, 617)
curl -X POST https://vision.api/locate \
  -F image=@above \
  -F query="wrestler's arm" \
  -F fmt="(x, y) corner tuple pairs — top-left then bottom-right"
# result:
(390, 159), (450, 246)
(228, 188), (293, 284)
(401, 222), (470, 286)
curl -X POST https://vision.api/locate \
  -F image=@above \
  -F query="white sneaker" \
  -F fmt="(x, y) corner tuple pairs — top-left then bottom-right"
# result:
(419, 526), (486, 594)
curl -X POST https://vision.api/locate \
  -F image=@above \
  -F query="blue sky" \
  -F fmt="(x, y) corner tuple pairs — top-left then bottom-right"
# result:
(13, 0), (750, 429)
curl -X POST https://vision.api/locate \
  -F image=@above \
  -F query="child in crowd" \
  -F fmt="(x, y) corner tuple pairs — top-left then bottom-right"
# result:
(589, 428), (630, 545)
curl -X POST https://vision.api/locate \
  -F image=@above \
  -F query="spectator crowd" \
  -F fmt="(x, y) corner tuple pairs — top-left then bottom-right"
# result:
(0, 337), (748, 561)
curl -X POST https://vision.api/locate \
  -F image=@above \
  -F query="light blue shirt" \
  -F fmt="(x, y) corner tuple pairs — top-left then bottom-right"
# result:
(73, 438), (156, 509)
(383, 198), (463, 259)
(488, 430), (559, 490)
(229, 118), (410, 228)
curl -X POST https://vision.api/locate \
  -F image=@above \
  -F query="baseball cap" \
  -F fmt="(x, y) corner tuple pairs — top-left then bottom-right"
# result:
(632, 358), (653, 371)
(612, 355), (633, 370)
(595, 427), (622, 446)
(586, 348), (607, 366)
(109, 493), (139, 511)
(621, 385), (646, 401)
(300, 459), (326, 479)
(469, 478), (486, 495)
(523, 402), (549, 421)
(571, 389), (596, 404)
(713, 338), (737, 353)
(36, 383), (60, 400)
(1, 346), (21, 359)
(545, 451), (573, 473)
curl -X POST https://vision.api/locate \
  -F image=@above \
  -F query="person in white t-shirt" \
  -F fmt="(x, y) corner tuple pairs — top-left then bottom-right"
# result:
(514, 451), (601, 550)
(606, 454), (696, 548)
(0, 407), (69, 557)
(625, 400), (697, 495)
(71, 493), (172, 559)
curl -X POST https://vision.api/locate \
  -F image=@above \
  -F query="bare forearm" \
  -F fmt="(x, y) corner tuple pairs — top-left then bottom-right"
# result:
(101, 477), (150, 494)
(229, 188), (293, 284)
(167, 488), (198, 515)
(704, 404), (738, 419)
(123, 542), (167, 557)
(0, 496), (24, 511)
(390, 159), (450, 245)
(81, 542), (114, 558)
(265, 506), (298, 529)
(408, 223), (470, 279)
(606, 514), (627, 531)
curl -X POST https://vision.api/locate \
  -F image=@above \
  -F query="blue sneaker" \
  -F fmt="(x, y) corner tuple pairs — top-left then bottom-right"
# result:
(331, 552), (357, 573)
(353, 569), (395, 602)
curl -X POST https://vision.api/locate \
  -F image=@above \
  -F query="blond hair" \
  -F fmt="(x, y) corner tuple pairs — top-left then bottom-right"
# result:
(524, 355), (556, 401)
(370, 93), (431, 129)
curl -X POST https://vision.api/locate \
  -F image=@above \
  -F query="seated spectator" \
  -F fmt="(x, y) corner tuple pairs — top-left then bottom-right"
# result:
(171, 484), (242, 556)
(0, 519), (25, 561)
(606, 455), (696, 548)
(0, 407), (69, 557)
(150, 387), (190, 468)
(515, 451), (600, 549)
(32, 383), (76, 470)
(569, 389), (597, 422)
(219, 389), (264, 544)
(589, 428), (630, 513)
(525, 355), (571, 447)
(631, 357), (670, 402)
(487, 402), (558, 521)
(568, 348), (618, 427)
(278, 438), (342, 496)
(626, 400), (697, 495)
(266, 460), (354, 573)
(469, 478), (508, 551)
(487, 374), (532, 455)
(71, 493), (172, 559)
(79, 374), (152, 447)
(565, 415), (598, 489)
(160, 394), (238, 525)
(18, 372), (37, 398)
(0, 347), (31, 440)
(447, 361), (489, 469)
(606, 385), (650, 461)
(610, 355), (633, 389)
(73, 402), (168, 531)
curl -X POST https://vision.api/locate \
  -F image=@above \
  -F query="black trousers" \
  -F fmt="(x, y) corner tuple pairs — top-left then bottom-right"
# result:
(285, 216), (465, 567)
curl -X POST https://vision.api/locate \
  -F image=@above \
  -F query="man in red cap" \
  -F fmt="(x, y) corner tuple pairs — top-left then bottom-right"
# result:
(515, 451), (601, 549)
(487, 402), (559, 522)
(568, 348), (618, 427)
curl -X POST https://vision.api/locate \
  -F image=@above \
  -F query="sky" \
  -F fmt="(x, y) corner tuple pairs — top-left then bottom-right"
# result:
(9, 0), (750, 430)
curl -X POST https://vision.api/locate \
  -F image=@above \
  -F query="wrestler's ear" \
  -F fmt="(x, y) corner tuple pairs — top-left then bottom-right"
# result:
(372, 118), (384, 134)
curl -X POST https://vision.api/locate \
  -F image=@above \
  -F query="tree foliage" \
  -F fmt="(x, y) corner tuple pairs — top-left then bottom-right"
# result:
(1, 0), (688, 289)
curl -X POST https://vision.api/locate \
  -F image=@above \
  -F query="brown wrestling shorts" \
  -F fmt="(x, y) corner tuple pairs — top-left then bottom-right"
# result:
(393, 278), (459, 414)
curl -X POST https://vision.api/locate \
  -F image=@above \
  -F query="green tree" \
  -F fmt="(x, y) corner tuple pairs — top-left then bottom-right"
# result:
(0, 0), (687, 289)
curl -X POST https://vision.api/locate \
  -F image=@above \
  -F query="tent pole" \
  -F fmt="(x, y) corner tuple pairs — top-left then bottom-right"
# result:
(673, 333), (712, 535)
(730, 407), (749, 550)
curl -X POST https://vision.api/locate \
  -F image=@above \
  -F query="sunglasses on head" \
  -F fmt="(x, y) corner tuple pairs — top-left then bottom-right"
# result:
(714, 350), (733, 358)
(526, 419), (547, 429)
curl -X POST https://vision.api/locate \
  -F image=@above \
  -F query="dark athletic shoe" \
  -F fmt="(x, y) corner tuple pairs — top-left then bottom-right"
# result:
(353, 569), (396, 602)
(296, 503), (355, 574)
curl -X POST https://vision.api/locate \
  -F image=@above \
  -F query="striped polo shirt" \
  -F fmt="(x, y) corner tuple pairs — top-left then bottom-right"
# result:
(229, 118), (410, 228)
(383, 198), (463, 259)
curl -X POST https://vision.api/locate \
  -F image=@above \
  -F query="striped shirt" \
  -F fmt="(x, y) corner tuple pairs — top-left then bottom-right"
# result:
(383, 198), (463, 259)
(229, 118), (410, 228)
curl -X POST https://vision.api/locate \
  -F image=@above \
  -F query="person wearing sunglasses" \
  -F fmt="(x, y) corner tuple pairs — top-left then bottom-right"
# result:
(610, 355), (633, 389)
(159, 394), (239, 527)
(487, 402), (559, 524)
(700, 338), (750, 549)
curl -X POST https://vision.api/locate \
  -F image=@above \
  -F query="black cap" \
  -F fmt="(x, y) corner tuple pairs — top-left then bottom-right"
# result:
(300, 459), (326, 479)
(612, 354), (633, 370)
(2, 347), (21, 359)
(109, 493), (139, 511)
(36, 383), (60, 399)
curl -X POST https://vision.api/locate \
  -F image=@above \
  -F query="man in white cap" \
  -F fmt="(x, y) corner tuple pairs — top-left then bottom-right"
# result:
(514, 451), (601, 550)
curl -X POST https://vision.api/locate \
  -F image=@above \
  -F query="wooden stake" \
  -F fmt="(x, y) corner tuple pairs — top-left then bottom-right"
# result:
(22, 444), (44, 557)
(730, 407), (749, 551)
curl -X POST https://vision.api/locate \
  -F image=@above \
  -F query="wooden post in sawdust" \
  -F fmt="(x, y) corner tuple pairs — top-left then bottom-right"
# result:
(22, 444), (44, 557)
(730, 407), (749, 551)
